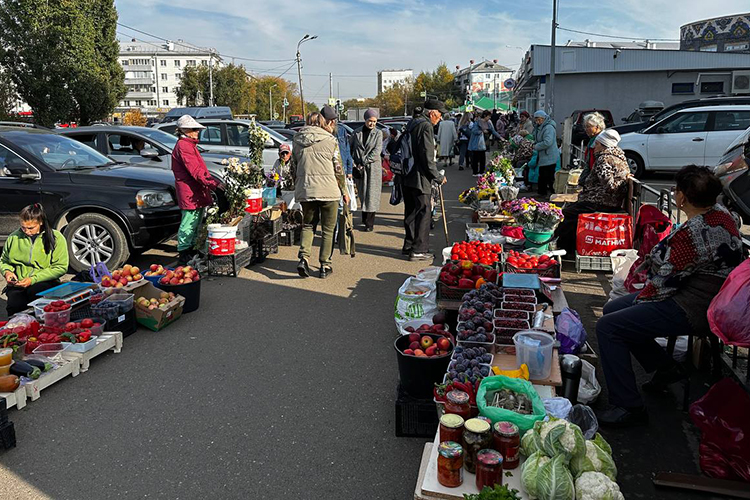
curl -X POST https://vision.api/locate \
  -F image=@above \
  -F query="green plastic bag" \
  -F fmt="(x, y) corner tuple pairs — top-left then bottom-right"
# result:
(476, 375), (547, 434)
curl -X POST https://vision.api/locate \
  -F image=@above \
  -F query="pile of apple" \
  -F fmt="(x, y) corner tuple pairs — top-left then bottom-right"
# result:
(136, 291), (177, 311)
(100, 264), (143, 288)
(402, 333), (452, 358)
(144, 264), (168, 278)
(157, 265), (200, 286)
(439, 260), (499, 290)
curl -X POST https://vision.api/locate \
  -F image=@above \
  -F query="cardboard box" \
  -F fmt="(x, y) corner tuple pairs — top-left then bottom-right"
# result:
(132, 283), (185, 331)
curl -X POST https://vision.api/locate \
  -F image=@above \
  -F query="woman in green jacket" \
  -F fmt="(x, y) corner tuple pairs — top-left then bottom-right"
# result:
(1, 204), (69, 316)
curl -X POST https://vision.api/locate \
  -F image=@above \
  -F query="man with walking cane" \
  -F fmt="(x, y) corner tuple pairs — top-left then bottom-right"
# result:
(401, 99), (448, 262)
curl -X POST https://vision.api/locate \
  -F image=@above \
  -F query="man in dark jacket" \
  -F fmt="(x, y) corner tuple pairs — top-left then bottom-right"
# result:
(402, 99), (448, 261)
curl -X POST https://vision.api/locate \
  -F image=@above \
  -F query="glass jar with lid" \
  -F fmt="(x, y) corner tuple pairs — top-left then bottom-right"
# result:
(444, 390), (471, 420)
(437, 441), (464, 488)
(463, 418), (492, 473)
(439, 414), (465, 444)
(475, 449), (503, 491)
(492, 421), (520, 470)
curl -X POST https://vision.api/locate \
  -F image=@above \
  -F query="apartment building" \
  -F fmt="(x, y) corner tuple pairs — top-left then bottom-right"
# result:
(377, 69), (413, 94)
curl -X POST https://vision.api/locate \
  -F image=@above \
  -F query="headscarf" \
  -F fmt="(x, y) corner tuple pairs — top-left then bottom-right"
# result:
(364, 108), (379, 120)
(595, 129), (621, 148)
(533, 110), (548, 120)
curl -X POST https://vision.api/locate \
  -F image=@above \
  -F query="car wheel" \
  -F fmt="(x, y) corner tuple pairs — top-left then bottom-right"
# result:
(624, 152), (645, 179)
(64, 213), (129, 272)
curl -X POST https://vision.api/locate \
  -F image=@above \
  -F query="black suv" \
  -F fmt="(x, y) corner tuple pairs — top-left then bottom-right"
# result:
(0, 127), (181, 271)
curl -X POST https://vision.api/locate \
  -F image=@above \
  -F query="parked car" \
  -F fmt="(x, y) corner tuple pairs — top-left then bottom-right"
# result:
(0, 127), (181, 271)
(570, 109), (615, 146)
(622, 101), (664, 124)
(273, 128), (297, 141)
(153, 119), (292, 173)
(715, 130), (750, 223)
(618, 105), (750, 178)
(345, 121), (390, 132)
(260, 120), (287, 129)
(612, 96), (750, 136)
(58, 125), (232, 179)
(160, 106), (233, 123)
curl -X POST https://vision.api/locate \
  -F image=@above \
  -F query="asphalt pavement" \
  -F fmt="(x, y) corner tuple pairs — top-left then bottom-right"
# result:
(0, 163), (725, 499)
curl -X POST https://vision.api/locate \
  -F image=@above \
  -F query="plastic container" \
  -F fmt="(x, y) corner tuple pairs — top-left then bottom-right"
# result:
(208, 224), (238, 256)
(503, 288), (535, 297)
(43, 308), (71, 329)
(0, 348), (12, 366)
(62, 336), (98, 353)
(523, 229), (554, 252)
(394, 333), (452, 398)
(245, 188), (263, 214)
(262, 187), (277, 207)
(513, 331), (554, 380)
(502, 294), (537, 304)
(92, 301), (120, 321)
(103, 293), (134, 314)
(29, 298), (54, 319)
(0, 363), (10, 376)
(89, 319), (105, 336)
(493, 318), (530, 331)
(32, 343), (70, 361)
(493, 309), (530, 321)
(156, 280), (200, 313)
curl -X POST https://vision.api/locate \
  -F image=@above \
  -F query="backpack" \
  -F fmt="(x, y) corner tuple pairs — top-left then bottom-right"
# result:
(389, 119), (418, 176)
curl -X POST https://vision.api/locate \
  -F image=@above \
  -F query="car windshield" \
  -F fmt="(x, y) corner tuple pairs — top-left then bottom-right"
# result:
(137, 128), (179, 149)
(259, 123), (287, 144)
(6, 131), (115, 169)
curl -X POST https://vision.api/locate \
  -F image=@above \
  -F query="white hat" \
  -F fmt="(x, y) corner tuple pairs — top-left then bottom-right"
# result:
(595, 129), (621, 148)
(176, 115), (206, 130)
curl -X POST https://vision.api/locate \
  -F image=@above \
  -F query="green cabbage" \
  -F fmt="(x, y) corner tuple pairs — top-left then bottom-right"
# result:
(538, 418), (586, 461)
(536, 454), (575, 500)
(592, 433), (612, 456)
(521, 451), (550, 499)
(569, 441), (618, 480)
(521, 427), (541, 456)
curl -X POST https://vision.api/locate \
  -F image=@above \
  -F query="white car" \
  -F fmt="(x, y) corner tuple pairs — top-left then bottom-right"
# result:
(618, 105), (750, 178)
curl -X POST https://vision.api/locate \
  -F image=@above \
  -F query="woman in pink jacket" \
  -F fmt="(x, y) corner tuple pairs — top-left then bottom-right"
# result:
(171, 115), (222, 264)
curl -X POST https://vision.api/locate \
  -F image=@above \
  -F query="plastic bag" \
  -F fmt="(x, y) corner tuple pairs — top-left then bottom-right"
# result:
(544, 397), (573, 420)
(476, 375), (547, 434)
(655, 336), (688, 362)
(555, 308), (587, 355)
(394, 276), (437, 328)
(577, 360), (601, 405)
(576, 213), (633, 257)
(689, 378), (750, 481)
(708, 258), (750, 347)
(345, 178), (358, 211)
(609, 249), (638, 301)
(567, 404), (598, 440)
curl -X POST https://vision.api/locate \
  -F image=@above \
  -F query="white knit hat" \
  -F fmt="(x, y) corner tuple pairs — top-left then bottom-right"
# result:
(595, 129), (621, 148)
(176, 115), (206, 130)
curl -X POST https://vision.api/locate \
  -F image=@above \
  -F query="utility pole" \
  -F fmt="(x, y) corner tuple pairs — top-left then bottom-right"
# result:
(329, 72), (333, 100)
(548, 0), (558, 116)
(283, 92), (287, 123)
(269, 84), (277, 120)
(209, 51), (214, 107)
(296, 34), (318, 119)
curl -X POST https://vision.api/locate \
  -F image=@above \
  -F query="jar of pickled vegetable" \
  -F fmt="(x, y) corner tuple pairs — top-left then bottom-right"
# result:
(444, 390), (471, 420)
(463, 418), (492, 473)
(439, 414), (465, 444)
(475, 449), (503, 491)
(437, 441), (463, 488)
(492, 421), (520, 470)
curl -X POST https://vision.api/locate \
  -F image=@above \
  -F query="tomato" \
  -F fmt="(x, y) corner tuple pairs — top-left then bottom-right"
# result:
(538, 263), (549, 269)
(451, 253), (459, 261)
(459, 252), (468, 260)
(522, 262), (533, 269)
(479, 259), (491, 266)
(507, 258), (519, 266)
(549, 259), (558, 266)
(539, 254), (550, 262)
(470, 255), (479, 263)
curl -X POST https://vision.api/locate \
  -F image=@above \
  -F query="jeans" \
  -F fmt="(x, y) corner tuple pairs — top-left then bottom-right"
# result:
(458, 142), (468, 168)
(537, 163), (556, 196)
(403, 186), (431, 254)
(6, 280), (60, 316)
(470, 150), (486, 175)
(177, 208), (204, 252)
(596, 292), (693, 408)
(299, 200), (338, 267)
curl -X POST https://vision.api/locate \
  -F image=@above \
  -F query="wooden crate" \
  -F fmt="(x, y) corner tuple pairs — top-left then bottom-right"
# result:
(23, 357), (81, 402)
(61, 331), (123, 373)
(0, 386), (28, 410)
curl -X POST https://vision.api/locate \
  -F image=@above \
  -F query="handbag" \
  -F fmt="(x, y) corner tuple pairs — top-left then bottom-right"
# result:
(352, 164), (364, 179)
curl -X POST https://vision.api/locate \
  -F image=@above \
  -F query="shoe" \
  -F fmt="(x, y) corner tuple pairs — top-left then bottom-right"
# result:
(401, 247), (412, 256)
(458, 167), (464, 171)
(409, 252), (434, 262)
(642, 363), (688, 393)
(319, 266), (333, 279)
(177, 250), (191, 266)
(596, 405), (649, 428)
(365, 227), (374, 232)
(297, 259), (311, 278)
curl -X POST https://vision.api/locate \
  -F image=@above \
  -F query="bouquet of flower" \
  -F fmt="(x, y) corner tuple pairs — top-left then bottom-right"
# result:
(486, 153), (515, 185)
(266, 171), (281, 188)
(502, 197), (564, 231)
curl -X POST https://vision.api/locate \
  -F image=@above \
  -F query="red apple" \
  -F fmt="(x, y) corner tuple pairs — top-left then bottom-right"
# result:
(175, 271), (184, 279)
(149, 264), (159, 272)
(420, 336), (434, 349)
(119, 278), (128, 285)
(403, 349), (414, 355)
(425, 345), (438, 357)
(169, 278), (180, 285)
(408, 341), (420, 351)
(408, 332), (420, 343)
(131, 266), (140, 275)
(160, 277), (170, 284)
(437, 337), (451, 350)
(413, 349), (425, 357)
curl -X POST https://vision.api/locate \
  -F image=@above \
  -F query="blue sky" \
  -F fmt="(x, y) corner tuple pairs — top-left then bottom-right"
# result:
(114, 0), (749, 105)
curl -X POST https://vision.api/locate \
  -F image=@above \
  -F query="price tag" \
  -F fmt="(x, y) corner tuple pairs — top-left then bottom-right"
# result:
(118, 314), (125, 323)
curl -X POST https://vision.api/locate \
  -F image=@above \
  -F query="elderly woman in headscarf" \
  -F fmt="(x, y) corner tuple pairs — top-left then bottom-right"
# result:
(553, 129), (631, 255)
(350, 108), (383, 231)
(578, 112), (607, 185)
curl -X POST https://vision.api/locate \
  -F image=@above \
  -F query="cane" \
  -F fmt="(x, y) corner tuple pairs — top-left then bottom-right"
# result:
(438, 182), (450, 246)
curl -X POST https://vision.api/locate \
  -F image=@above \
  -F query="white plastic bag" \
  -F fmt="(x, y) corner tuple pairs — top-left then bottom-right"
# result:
(345, 178), (358, 211)
(394, 276), (438, 328)
(655, 336), (688, 362)
(609, 249), (638, 302)
(578, 359), (602, 404)
(543, 397), (573, 420)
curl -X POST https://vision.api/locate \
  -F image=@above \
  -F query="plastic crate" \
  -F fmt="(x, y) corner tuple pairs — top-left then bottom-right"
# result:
(576, 254), (613, 273)
(251, 234), (279, 264)
(240, 213), (282, 242)
(436, 281), (471, 302)
(394, 383), (439, 438)
(278, 225), (301, 246)
(106, 308), (137, 337)
(504, 261), (561, 279)
(208, 247), (254, 277)
(0, 421), (16, 450)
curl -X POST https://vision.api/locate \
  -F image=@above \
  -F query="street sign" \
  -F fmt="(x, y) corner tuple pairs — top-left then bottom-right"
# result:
(420, 91), (426, 98)
(504, 78), (516, 90)
(283, 98), (289, 107)
(273, 112), (279, 120)
(328, 97), (336, 106)
(466, 105), (474, 112)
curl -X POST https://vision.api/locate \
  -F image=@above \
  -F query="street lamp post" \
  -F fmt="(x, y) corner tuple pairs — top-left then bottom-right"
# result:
(269, 83), (277, 120)
(296, 34), (318, 118)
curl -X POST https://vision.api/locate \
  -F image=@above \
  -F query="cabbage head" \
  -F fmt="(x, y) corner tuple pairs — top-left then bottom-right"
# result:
(592, 433), (612, 456)
(575, 471), (624, 500)
(536, 454), (575, 500)
(521, 427), (542, 457)
(539, 418), (586, 461)
(521, 451), (550, 499)
(569, 440), (617, 480)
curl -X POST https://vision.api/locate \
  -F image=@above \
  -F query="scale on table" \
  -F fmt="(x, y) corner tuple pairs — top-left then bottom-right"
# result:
(502, 272), (541, 290)
(36, 282), (97, 305)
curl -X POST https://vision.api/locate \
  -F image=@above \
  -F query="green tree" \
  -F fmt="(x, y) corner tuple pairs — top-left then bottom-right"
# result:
(0, 71), (18, 120)
(175, 65), (209, 106)
(0, 0), (125, 126)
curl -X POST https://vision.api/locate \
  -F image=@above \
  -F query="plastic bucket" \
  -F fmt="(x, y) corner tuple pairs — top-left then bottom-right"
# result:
(513, 330), (554, 380)
(208, 224), (238, 256)
(523, 229), (554, 252)
(394, 333), (452, 398)
(262, 187), (277, 208)
(245, 188), (263, 213)
(155, 279), (201, 313)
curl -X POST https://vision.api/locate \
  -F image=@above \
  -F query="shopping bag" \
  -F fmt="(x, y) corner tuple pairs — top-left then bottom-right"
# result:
(555, 308), (587, 355)
(345, 178), (357, 211)
(576, 213), (632, 256)
(624, 205), (672, 292)
(609, 249), (638, 301)
(381, 158), (394, 183)
(394, 276), (438, 328)
(707, 258), (750, 347)
(476, 376), (547, 434)
(577, 360), (601, 405)
(689, 378), (750, 481)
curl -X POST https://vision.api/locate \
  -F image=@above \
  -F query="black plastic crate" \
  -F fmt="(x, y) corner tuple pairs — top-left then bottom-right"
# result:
(208, 247), (254, 277)
(279, 225), (301, 246)
(0, 421), (16, 450)
(251, 234), (279, 264)
(239, 213), (282, 242)
(394, 384), (439, 438)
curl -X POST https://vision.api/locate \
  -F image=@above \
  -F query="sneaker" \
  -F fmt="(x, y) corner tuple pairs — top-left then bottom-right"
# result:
(401, 247), (412, 255)
(458, 167), (464, 171)
(409, 252), (434, 262)
(297, 259), (311, 278)
(177, 250), (192, 266)
(642, 363), (688, 393)
(319, 266), (333, 279)
(596, 405), (649, 428)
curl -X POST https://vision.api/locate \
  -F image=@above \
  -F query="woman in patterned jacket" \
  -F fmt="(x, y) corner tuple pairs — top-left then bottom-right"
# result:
(553, 129), (631, 255)
(595, 165), (745, 427)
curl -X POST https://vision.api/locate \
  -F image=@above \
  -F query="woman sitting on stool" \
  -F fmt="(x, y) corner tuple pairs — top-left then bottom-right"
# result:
(595, 165), (745, 427)
(553, 129), (630, 255)
(1, 204), (69, 316)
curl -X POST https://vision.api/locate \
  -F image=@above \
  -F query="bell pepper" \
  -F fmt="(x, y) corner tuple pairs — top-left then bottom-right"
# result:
(475, 278), (486, 289)
(460, 260), (473, 270)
